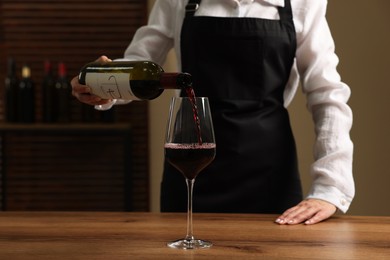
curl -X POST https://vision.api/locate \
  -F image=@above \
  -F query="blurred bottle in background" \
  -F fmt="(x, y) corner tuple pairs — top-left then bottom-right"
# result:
(42, 60), (57, 123)
(18, 64), (35, 123)
(55, 62), (71, 123)
(5, 57), (19, 123)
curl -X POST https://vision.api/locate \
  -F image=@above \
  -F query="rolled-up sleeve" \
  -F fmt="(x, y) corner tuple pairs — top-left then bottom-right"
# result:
(294, 0), (354, 212)
(122, 0), (176, 65)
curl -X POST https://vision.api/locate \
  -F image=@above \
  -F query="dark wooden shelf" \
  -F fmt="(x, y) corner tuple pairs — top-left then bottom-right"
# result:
(0, 0), (149, 212)
(0, 122), (132, 132)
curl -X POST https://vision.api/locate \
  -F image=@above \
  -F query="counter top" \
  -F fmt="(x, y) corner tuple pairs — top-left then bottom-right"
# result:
(0, 212), (389, 259)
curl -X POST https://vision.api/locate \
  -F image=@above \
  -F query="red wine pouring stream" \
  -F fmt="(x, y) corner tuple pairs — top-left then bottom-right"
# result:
(185, 87), (202, 145)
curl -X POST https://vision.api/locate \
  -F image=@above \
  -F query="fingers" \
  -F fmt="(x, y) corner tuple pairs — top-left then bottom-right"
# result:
(70, 75), (111, 106)
(275, 199), (337, 225)
(95, 55), (112, 63)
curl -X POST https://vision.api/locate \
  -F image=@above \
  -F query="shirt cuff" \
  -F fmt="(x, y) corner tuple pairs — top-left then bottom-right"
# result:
(306, 184), (353, 213)
(94, 99), (132, 111)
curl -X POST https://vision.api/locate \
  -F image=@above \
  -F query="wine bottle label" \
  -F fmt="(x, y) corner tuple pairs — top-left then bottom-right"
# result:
(85, 72), (140, 100)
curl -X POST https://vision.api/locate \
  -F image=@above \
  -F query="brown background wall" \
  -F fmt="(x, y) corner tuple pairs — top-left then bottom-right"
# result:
(149, 0), (390, 216)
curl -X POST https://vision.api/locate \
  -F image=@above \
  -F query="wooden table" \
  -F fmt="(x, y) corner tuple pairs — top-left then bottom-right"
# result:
(0, 212), (389, 259)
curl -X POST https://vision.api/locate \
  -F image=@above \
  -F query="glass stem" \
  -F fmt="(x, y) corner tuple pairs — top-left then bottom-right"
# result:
(185, 178), (195, 242)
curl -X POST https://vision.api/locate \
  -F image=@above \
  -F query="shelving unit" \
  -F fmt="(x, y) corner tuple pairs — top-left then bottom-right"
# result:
(0, 1), (150, 211)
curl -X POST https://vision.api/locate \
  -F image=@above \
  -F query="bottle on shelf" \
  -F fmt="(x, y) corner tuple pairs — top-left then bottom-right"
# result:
(55, 62), (71, 122)
(18, 64), (35, 123)
(78, 60), (192, 101)
(5, 57), (19, 123)
(42, 60), (57, 123)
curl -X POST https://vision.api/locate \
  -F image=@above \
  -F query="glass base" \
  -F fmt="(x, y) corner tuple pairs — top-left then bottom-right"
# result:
(167, 238), (213, 250)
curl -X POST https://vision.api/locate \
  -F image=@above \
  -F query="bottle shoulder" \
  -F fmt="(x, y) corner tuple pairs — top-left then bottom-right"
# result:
(81, 60), (162, 70)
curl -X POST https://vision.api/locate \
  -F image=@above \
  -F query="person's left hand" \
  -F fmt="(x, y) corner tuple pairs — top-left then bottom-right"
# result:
(275, 199), (337, 225)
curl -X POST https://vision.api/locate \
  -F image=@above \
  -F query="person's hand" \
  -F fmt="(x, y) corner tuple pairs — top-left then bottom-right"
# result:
(275, 199), (337, 225)
(71, 55), (112, 106)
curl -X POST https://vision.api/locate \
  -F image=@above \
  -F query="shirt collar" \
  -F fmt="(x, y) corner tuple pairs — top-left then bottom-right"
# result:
(225, 0), (285, 8)
(262, 0), (285, 7)
(224, 0), (284, 7)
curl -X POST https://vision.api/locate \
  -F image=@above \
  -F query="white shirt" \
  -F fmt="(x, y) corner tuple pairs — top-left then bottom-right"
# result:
(121, 0), (354, 212)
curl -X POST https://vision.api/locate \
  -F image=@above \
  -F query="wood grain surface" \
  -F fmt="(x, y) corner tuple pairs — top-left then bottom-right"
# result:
(0, 212), (389, 259)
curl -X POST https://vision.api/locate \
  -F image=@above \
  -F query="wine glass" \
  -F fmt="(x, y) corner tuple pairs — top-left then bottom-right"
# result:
(164, 96), (216, 249)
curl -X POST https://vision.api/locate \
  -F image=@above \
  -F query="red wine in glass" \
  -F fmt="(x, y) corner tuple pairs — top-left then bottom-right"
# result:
(164, 143), (216, 180)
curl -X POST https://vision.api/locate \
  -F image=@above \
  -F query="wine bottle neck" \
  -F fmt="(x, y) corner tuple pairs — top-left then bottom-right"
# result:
(44, 60), (52, 75)
(7, 58), (16, 77)
(58, 62), (67, 78)
(160, 72), (192, 89)
(21, 65), (31, 78)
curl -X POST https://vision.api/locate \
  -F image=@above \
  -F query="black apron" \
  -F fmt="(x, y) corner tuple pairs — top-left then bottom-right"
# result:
(161, 0), (303, 214)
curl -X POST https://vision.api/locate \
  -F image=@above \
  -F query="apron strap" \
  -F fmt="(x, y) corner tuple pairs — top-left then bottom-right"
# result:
(185, 0), (201, 17)
(278, 0), (293, 21)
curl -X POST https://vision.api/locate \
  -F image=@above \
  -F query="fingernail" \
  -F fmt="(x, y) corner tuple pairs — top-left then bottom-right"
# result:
(288, 219), (294, 224)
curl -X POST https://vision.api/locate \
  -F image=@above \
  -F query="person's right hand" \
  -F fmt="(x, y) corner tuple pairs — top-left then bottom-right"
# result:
(71, 55), (112, 106)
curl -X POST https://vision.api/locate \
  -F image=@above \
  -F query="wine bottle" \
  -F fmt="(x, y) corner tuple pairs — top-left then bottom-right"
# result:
(78, 60), (192, 101)
(5, 58), (19, 122)
(42, 60), (57, 123)
(18, 64), (35, 123)
(55, 62), (71, 122)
